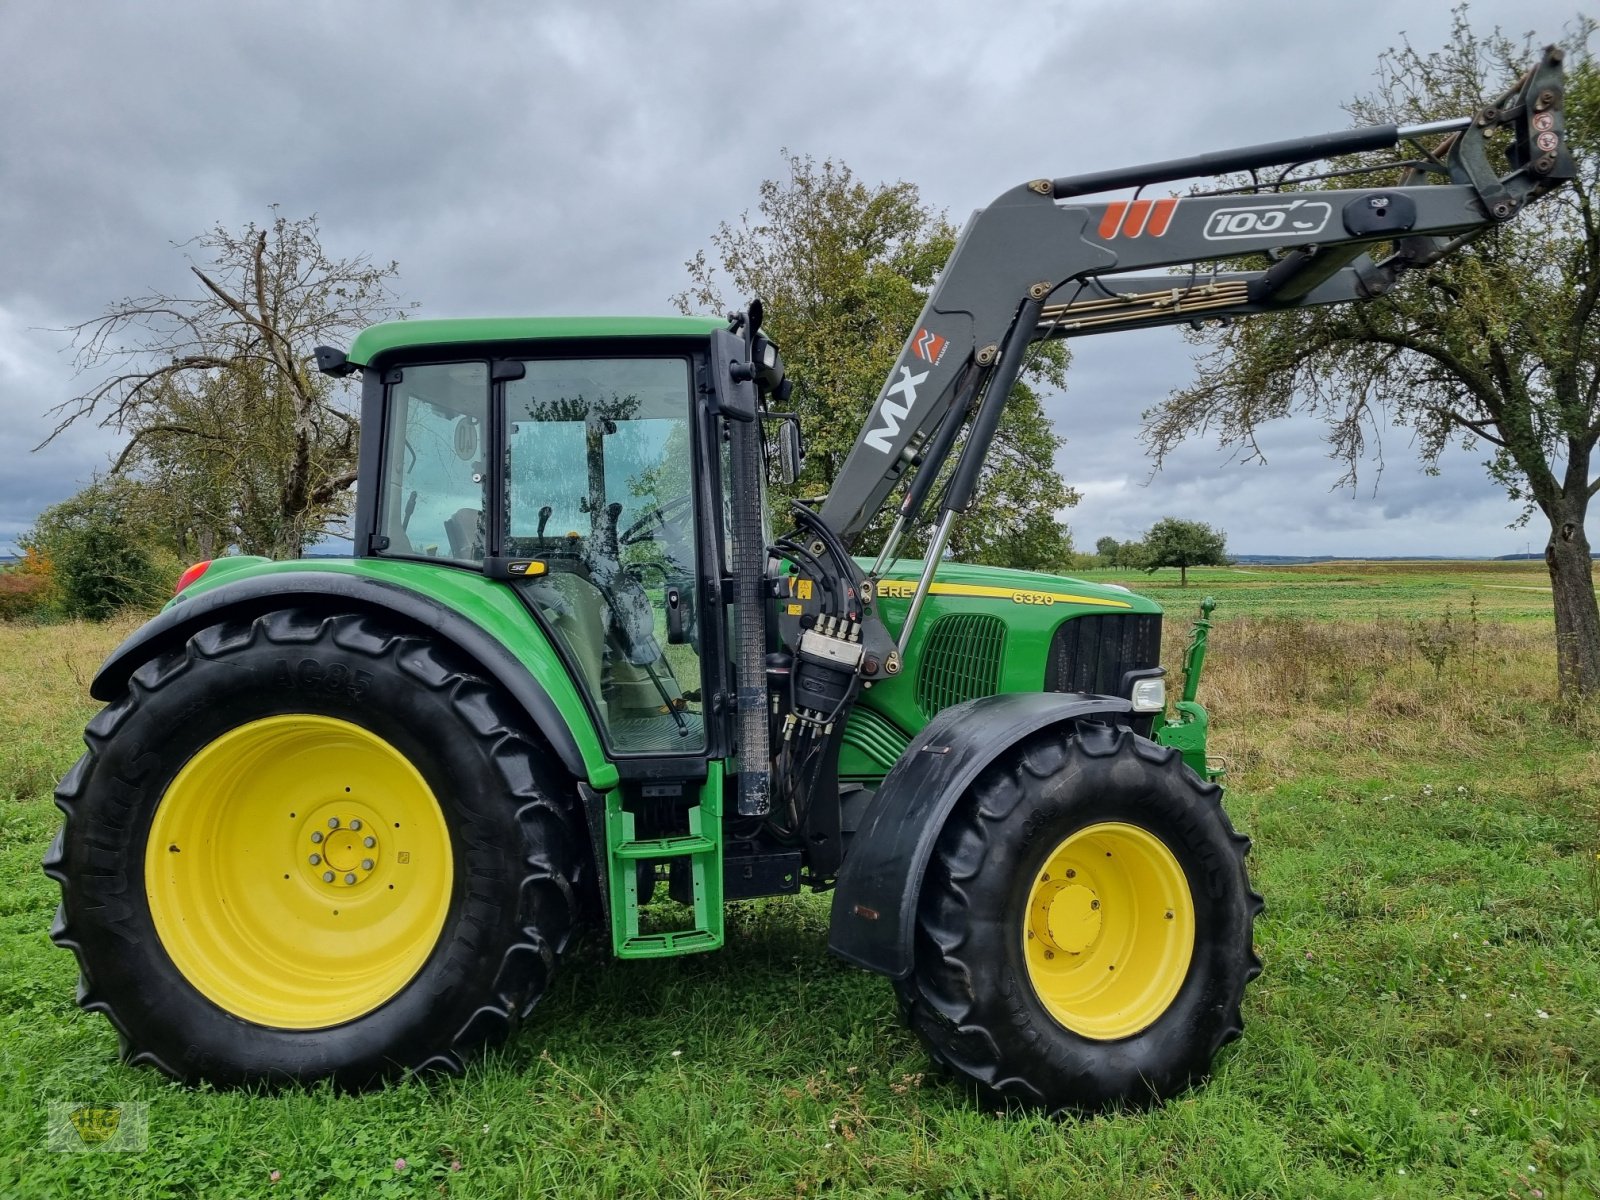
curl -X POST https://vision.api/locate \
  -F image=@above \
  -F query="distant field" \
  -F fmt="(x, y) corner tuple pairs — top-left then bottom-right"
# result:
(4, 566), (1597, 1198)
(1075, 559), (1567, 624)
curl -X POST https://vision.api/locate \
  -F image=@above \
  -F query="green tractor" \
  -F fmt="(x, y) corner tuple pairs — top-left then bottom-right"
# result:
(46, 52), (1570, 1110)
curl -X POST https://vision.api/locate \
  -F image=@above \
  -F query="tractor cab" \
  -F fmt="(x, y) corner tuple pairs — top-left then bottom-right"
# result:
(349, 318), (738, 760)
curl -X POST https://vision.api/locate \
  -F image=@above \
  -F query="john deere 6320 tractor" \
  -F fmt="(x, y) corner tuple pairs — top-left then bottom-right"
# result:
(47, 50), (1570, 1110)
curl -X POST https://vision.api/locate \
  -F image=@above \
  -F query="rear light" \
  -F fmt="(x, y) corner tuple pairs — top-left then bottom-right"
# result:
(174, 560), (213, 595)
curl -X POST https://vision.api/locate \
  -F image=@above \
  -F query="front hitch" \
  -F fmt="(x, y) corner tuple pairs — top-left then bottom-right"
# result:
(1156, 596), (1220, 779)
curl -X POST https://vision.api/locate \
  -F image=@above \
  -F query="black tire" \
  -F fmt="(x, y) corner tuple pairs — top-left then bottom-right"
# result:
(893, 721), (1262, 1111)
(43, 608), (584, 1089)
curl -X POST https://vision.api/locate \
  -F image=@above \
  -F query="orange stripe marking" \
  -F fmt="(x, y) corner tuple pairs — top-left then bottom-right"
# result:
(1146, 197), (1179, 237)
(1122, 199), (1154, 238)
(1097, 202), (1127, 241)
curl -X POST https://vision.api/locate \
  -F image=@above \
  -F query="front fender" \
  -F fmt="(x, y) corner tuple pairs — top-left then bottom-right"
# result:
(827, 691), (1133, 979)
(91, 561), (615, 790)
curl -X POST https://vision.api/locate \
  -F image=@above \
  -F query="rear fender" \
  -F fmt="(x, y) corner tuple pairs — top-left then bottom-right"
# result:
(90, 570), (607, 787)
(827, 691), (1133, 979)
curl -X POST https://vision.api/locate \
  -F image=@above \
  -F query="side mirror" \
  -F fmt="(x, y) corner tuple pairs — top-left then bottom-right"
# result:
(767, 413), (804, 485)
(709, 329), (759, 423)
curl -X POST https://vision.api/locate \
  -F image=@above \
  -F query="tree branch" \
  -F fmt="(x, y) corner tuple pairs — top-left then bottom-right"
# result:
(308, 470), (358, 507)
(110, 422), (233, 472)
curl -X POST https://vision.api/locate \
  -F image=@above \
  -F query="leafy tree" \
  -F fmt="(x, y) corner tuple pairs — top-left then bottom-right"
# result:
(1140, 518), (1228, 587)
(1119, 539), (1151, 569)
(20, 479), (173, 619)
(1095, 535), (1121, 564)
(1143, 11), (1600, 698)
(675, 154), (1078, 571)
(44, 211), (411, 558)
(0, 548), (54, 622)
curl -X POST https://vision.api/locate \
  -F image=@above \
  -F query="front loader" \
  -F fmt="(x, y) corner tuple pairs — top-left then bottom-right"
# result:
(46, 48), (1572, 1111)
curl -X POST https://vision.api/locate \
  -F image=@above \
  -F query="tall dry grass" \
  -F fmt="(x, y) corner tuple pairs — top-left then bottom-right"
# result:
(1173, 611), (1586, 780)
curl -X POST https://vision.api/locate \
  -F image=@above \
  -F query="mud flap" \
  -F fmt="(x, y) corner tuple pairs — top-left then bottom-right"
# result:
(826, 691), (1132, 979)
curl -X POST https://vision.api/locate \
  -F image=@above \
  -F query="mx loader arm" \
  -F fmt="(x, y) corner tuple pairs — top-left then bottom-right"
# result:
(817, 45), (1575, 590)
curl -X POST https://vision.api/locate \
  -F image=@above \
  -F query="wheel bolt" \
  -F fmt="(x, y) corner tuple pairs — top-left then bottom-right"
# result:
(349, 819), (362, 831)
(361, 859), (374, 871)
(1065, 869), (1076, 878)
(1044, 949), (1054, 960)
(310, 831), (324, 844)
(1041, 872), (1050, 882)
(309, 854), (322, 866)
(363, 836), (376, 848)
(323, 871), (335, 883)
(345, 873), (357, 885)
(1165, 911), (1174, 920)
(1090, 899), (1100, 910)
(328, 817), (340, 829)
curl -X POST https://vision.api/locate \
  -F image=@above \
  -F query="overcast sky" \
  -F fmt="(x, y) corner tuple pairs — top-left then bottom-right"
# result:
(0, 0), (1582, 558)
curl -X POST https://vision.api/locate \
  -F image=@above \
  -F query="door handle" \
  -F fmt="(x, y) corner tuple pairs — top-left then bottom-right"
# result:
(666, 587), (686, 644)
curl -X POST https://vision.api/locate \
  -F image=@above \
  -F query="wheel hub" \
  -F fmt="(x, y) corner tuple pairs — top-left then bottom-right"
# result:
(145, 714), (452, 1029)
(1042, 883), (1102, 955)
(1021, 822), (1196, 1040)
(301, 809), (382, 887)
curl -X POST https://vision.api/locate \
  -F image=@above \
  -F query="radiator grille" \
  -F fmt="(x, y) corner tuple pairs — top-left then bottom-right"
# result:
(916, 614), (1007, 717)
(1045, 613), (1163, 696)
(841, 706), (911, 776)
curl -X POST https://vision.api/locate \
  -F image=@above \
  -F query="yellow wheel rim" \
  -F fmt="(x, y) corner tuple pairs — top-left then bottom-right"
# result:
(1022, 822), (1195, 1039)
(145, 715), (453, 1029)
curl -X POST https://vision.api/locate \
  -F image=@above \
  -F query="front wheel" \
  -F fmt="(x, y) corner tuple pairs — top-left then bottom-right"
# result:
(44, 608), (583, 1089)
(894, 722), (1262, 1111)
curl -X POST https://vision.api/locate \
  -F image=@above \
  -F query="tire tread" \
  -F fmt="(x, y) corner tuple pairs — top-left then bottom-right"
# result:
(46, 608), (583, 1089)
(893, 721), (1262, 1111)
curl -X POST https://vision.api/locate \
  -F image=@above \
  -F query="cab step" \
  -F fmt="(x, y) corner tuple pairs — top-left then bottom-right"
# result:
(612, 834), (716, 860)
(603, 762), (724, 959)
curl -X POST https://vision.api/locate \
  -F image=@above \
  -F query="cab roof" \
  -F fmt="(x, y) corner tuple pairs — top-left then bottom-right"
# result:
(347, 316), (724, 366)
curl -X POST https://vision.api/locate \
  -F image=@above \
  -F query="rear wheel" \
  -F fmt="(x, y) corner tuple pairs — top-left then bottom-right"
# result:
(44, 609), (582, 1089)
(894, 722), (1261, 1111)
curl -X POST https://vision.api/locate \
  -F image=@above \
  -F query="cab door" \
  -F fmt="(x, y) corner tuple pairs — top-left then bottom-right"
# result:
(500, 355), (710, 757)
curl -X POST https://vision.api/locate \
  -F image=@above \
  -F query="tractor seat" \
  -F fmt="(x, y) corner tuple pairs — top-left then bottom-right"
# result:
(443, 507), (484, 560)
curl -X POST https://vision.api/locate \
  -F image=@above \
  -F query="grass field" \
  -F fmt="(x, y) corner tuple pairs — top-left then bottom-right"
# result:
(1079, 559), (1560, 624)
(3, 562), (1598, 1198)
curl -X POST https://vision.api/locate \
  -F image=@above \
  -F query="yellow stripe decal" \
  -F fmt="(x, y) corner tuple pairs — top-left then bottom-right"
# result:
(875, 580), (1132, 609)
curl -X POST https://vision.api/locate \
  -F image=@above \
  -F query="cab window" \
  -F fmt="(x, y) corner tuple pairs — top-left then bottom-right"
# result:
(378, 362), (489, 562)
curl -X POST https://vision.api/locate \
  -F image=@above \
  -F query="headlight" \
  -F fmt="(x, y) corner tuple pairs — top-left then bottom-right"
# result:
(1130, 677), (1166, 713)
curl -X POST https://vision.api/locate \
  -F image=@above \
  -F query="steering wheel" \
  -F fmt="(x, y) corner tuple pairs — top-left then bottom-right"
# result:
(619, 493), (694, 546)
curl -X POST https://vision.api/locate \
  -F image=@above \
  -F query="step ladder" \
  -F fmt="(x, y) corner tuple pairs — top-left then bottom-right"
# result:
(603, 761), (724, 958)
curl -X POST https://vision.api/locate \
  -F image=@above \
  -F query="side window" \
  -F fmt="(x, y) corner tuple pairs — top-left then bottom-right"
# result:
(379, 363), (489, 561)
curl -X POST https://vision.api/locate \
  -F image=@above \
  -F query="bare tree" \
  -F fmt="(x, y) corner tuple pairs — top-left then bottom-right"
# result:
(44, 210), (411, 557)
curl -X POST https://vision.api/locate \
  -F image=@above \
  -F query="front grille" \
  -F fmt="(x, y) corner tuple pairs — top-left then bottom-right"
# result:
(1045, 613), (1162, 697)
(916, 614), (1007, 717)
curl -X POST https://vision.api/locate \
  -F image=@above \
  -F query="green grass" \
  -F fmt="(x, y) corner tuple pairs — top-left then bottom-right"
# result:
(1076, 559), (1571, 624)
(3, 566), (1599, 1198)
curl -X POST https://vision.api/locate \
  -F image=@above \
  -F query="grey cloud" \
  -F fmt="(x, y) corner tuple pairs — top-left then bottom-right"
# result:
(0, 0), (1580, 554)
